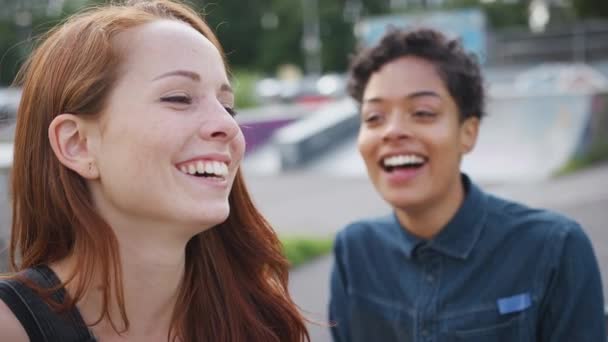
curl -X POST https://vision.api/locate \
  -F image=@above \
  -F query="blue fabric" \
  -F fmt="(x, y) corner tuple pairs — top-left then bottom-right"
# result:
(329, 174), (606, 342)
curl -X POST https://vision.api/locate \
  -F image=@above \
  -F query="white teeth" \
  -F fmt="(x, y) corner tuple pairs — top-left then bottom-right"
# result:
(188, 164), (197, 175)
(212, 161), (221, 175)
(220, 163), (229, 176)
(179, 160), (230, 177)
(383, 154), (425, 167)
(196, 161), (205, 174)
(204, 162), (214, 174)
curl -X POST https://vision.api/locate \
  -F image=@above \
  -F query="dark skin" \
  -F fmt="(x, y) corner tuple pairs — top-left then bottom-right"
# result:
(358, 56), (479, 238)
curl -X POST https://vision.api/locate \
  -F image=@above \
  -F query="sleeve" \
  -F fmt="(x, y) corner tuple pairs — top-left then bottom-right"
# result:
(538, 222), (606, 342)
(329, 231), (351, 342)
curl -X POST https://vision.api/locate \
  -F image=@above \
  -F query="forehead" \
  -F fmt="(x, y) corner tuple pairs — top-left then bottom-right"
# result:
(113, 20), (226, 82)
(364, 56), (448, 100)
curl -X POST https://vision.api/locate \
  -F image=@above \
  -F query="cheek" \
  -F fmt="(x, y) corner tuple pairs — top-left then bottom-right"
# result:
(423, 128), (465, 170)
(357, 130), (374, 162)
(100, 120), (172, 170)
(229, 130), (246, 166)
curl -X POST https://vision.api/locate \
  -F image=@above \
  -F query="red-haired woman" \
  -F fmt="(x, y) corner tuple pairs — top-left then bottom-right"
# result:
(0, 1), (309, 341)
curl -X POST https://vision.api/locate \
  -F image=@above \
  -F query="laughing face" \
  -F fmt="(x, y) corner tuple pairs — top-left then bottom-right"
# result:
(87, 20), (245, 235)
(357, 56), (478, 212)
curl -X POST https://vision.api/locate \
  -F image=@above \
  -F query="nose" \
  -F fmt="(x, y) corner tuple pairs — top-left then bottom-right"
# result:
(382, 110), (412, 143)
(198, 102), (240, 142)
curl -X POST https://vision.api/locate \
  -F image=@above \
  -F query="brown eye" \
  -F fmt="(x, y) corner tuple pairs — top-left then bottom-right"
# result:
(414, 110), (436, 118)
(365, 115), (379, 123)
(363, 111), (383, 125)
(161, 95), (192, 105)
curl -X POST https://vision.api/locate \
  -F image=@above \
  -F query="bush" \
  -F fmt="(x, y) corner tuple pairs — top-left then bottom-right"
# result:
(555, 141), (608, 176)
(280, 236), (333, 268)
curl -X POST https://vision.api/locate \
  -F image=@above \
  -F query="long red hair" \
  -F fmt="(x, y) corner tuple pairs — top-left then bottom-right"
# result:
(9, 1), (309, 341)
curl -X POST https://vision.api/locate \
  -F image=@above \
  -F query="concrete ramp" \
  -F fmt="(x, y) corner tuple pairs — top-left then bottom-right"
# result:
(463, 92), (606, 183)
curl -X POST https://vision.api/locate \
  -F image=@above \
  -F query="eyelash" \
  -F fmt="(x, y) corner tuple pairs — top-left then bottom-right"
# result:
(224, 106), (238, 117)
(161, 96), (237, 117)
(414, 110), (436, 118)
(161, 95), (192, 105)
(364, 115), (379, 122)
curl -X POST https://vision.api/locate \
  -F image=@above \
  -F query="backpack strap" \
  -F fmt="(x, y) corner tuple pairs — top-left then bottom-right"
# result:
(0, 265), (96, 341)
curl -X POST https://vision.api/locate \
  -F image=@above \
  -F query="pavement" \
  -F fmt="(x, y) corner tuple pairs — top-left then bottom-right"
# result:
(242, 163), (608, 342)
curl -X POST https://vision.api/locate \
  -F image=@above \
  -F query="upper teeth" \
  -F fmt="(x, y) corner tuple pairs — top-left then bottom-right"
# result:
(383, 154), (425, 167)
(179, 160), (229, 176)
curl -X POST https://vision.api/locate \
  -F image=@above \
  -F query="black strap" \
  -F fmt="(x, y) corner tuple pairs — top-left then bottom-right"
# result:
(0, 278), (46, 341)
(0, 266), (96, 342)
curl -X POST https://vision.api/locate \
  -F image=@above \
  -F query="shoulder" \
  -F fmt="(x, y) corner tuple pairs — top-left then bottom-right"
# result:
(484, 193), (591, 256)
(335, 214), (397, 247)
(333, 214), (405, 265)
(0, 281), (30, 342)
(486, 193), (580, 237)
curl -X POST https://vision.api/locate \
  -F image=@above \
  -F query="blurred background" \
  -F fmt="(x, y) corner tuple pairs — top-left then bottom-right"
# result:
(1, 0), (608, 340)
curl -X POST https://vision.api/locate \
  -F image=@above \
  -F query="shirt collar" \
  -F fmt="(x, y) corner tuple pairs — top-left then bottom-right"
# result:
(390, 212), (422, 259)
(393, 174), (488, 260)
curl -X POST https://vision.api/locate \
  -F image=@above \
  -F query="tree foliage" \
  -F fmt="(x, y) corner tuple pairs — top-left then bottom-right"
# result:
(2, 0), (596, 86)
(571, 0), (608, 19)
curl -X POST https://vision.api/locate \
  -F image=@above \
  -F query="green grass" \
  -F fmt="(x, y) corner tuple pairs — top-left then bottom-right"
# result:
(555, 141), (608, 176)
(280, 236), (334, 268)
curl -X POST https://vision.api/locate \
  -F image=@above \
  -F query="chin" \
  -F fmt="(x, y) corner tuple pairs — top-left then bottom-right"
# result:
(199, 208), (230, 227)
(179, 204), (231, 231)
(383, 192), (430, 212)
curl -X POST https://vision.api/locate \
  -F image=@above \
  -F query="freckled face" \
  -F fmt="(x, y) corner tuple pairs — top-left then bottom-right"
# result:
(90, 20), (245, 234)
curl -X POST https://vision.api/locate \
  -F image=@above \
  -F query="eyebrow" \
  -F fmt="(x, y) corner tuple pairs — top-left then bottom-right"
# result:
(152, 70), (233, 94)
(152, 70), (201, 82)
(363, 90), (441, 104)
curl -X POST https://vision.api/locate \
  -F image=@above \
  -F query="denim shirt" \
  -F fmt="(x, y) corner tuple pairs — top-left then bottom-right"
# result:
(329, 175), (605, 342)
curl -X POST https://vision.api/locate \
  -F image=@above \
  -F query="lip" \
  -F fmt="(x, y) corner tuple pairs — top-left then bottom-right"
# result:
(377, 150), (428, 167)
(175, 153), (232, 169)
(377, 150), (428, 185)
(174, 167), (230, 189)
(383, 163), (427, 184)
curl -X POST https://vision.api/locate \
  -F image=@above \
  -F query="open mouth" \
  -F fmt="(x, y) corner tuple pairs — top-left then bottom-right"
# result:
(380, 154), (428, 172)
(177, 160), (228, 180)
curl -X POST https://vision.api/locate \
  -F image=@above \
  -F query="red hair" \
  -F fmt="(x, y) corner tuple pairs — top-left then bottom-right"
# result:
(9, 1), (309, 341)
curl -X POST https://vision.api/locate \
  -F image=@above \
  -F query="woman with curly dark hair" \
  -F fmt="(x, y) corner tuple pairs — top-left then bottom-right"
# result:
(329, 27), (604, 342)
(0, 1), (310, 341)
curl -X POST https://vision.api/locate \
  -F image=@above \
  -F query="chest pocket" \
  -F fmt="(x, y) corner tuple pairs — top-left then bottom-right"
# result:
(349, 292), (415, 342)
(441, 302), (531, 342)
(448, 314), (522, 342)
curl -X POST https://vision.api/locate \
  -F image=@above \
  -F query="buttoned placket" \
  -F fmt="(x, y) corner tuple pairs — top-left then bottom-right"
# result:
(415, 245), (442, 342)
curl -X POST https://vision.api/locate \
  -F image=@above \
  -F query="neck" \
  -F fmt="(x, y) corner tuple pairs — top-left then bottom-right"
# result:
(53, 224), (189, 340)
(395, 175), (465, 239)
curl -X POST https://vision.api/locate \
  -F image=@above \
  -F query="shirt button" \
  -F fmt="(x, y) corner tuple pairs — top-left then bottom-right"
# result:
(421, 329), (429, 337)
(426, 275), (434, 282)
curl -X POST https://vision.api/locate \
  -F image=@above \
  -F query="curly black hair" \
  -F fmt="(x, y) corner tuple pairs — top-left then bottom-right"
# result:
(347, 27), (485, 120)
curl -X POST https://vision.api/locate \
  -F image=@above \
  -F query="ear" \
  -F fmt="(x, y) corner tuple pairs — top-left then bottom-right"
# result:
(459, 116), (480, 154)
(48, 114), (99, 179)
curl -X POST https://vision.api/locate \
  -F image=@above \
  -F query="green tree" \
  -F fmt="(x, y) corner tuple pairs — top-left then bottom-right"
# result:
(571, 0), (608, 18)
(444, 0), (528, 29)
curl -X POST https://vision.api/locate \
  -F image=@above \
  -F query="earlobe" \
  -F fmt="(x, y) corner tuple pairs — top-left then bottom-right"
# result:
(48, 114), (99, 179)
(461, 117), (480, 154)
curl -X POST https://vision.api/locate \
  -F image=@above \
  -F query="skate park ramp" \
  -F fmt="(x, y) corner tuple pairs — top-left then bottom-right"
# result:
(463, 92), (608, 183)
(248, 91), (608, 184)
